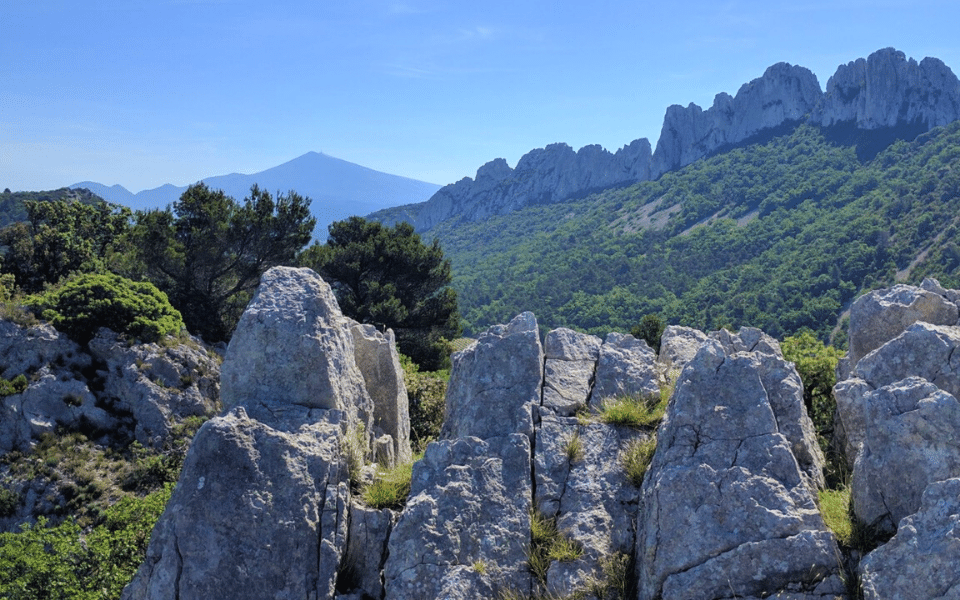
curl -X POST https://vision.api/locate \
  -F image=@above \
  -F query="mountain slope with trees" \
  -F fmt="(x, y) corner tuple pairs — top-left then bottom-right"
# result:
(428, 121), (960, 342)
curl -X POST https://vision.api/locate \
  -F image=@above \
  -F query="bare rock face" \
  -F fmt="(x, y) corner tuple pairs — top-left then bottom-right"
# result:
(349, 322), (412, 465)
(859, 477), (960, 600)
(122, 266), (374, 600)
(847, 279), (959, 368)
(657, 325), (710, 374)
(851, 377), (960, 534)
(653, 62), (822, 174)
(441, 312), (543, 441)
(343, 502), (395, 600)
(636, 341), (841, 600)
(815, 47), (960, 129)
(589, 332), (659, 409)
(383, 435), (532, 600)
(221, 266), (374, 429)
(541, 327), (601, 416)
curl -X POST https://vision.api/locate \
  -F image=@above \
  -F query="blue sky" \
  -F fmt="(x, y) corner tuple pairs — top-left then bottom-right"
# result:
(3, 0), (960, 193)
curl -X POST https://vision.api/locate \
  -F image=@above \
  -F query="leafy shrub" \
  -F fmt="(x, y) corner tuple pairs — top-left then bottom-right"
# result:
(630, 314), (665, 353)
(28, 272), (183, 345)
(401, 355), (448, 451)
(0, 374), (27, 397)
(0, 486), (19, 518)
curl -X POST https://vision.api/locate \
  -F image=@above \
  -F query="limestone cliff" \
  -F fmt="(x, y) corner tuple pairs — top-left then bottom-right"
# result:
(370, 47), (960, 234)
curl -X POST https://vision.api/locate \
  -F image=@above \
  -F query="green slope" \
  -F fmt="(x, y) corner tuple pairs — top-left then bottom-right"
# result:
(429, 122), (960, 342)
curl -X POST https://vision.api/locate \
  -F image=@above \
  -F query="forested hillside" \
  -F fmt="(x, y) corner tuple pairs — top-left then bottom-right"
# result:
(432, 122), (960, 342)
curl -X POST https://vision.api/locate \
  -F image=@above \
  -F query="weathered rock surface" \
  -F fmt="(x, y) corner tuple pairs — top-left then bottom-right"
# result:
(859, 477), (960, 600)
(122, 266), (374, 600)
(349, 322), (412, 465)
(441, 312), (543, 440)
(343, 502), (395, 599)
(653, 62), (823, 174)
(220, 267), (374, 430)
(636, 341), (840, 600)
(851, 377), (960, 534)
(835, 320), (960, 466)
(815, 47), (960, 130)
(589, 332), (659, 409)
(541, 327), (601, 416)
(846, 279), (958, 368)
(657, 325), (710, 374)
(383, 434), (532, 600)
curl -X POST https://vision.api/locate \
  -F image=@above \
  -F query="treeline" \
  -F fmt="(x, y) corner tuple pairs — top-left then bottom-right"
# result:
(432, 122), (960, 343)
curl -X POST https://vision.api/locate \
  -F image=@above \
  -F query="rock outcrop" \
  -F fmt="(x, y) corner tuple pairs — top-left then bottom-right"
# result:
(122, 267), (376, 600)
(541, 327), (601, 416)
(636, 341), (842, 600)
(814, 47), (960, 130)
(369, 48), (960, 236)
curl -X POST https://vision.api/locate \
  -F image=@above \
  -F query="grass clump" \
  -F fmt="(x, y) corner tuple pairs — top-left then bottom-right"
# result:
(529, 508), (583, 585)
(361, 454), (421, 510)
(564, 431), (584, 463)
(818, 487), (853, 546)
(599, 394), (667, 429)
(620, 436), (657, 487)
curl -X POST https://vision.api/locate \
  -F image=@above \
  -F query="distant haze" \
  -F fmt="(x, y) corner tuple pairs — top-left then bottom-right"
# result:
(71, 152), (441, 239)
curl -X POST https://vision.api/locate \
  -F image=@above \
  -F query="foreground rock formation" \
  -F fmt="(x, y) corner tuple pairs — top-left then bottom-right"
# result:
(372, 47), (960, 233)
(116, 269), (960, 599)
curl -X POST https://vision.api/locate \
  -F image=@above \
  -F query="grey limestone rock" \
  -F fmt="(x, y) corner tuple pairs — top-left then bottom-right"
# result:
(814, 47), (960, 130)
(221, 266), (374, 429)
(384, 434), (532, 600)
(846, 279), (958, 368)
(589, 332), (659, 409)
(343, 502), (395, 599)
(542, 327), (601, 416)
(859, 477), (960, 600)
(851, 377), (960, 534)
(657, 325), (710, 374)
(349, 322), (412, 465)
(121, 406), (351, 600)
(636, 341), (841, 600)
(441, 312), (543, 441)
(653, 62), (822, 174)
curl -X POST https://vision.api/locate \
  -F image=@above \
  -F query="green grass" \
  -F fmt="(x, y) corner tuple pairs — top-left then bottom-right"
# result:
(620, 436), (657, 487)
(361, 453), (422, 510)
(529, 508), (583, 585)
(564, 431), (584, 463)
(818, 487), (853, 546)
(599, 394), (668, 429)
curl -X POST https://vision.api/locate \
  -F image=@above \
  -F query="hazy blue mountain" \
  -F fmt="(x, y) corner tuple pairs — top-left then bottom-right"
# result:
(72, 152), (441, 237)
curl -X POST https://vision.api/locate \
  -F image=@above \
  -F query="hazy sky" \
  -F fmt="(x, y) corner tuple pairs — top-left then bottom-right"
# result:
(3, 0), (960, 193)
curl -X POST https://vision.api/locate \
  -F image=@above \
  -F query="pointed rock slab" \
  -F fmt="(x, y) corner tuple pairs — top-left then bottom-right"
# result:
(590, 332), (659, 409)
(220, 267), (373, 428)
(121, 406), (351, 600)
(349, 322), (412, 465)
(852, 377), (960, 534)
(636, 341), (840, 600)
(860, 477), (960, 600)
(658, 325), (710, 374)
(542, 328), (601, 416)
(442, 312), (543, 441)
(847, 279), (958, 368)
(384, 434), (532, 600)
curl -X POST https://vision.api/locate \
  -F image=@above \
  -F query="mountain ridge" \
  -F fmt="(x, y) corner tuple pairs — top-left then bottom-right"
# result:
(72, 152), (442, 238)
(370, 47), (960, 232)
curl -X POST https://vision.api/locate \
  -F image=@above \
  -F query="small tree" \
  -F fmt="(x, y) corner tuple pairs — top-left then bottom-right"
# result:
(781, 331), (843, 440)
(302, 217), (461, 370)
(631, 313), (666, 353)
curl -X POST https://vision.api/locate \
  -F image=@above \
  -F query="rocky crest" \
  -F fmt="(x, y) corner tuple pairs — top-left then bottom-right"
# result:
(370, 47), (960, 233)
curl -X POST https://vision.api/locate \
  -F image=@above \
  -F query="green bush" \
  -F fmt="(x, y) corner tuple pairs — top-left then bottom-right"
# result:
(28, 272), (183, 344)
(0, 486), (19, 518)
(0, 374), (27, 397)
(400, 355), (448, 451)
(630, 314), (666, 354)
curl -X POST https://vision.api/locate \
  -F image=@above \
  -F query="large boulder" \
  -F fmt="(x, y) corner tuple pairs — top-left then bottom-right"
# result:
(846, 279), (958, 368)
(636, 341), (842, 600)
(835, 321), (960, 465)
(859, 477), (960, 600)
(441, 312), (543, 441)
(851, 377), (960, 534)
(657, 325), (710, 374)
(349, 322), (412, 465)
(541, 328), (601, 416)
(220, 267), (374, 428)
(122, 266), (375, 600)
(383, 434), (532, 600)
(589, 332), (659, 409)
